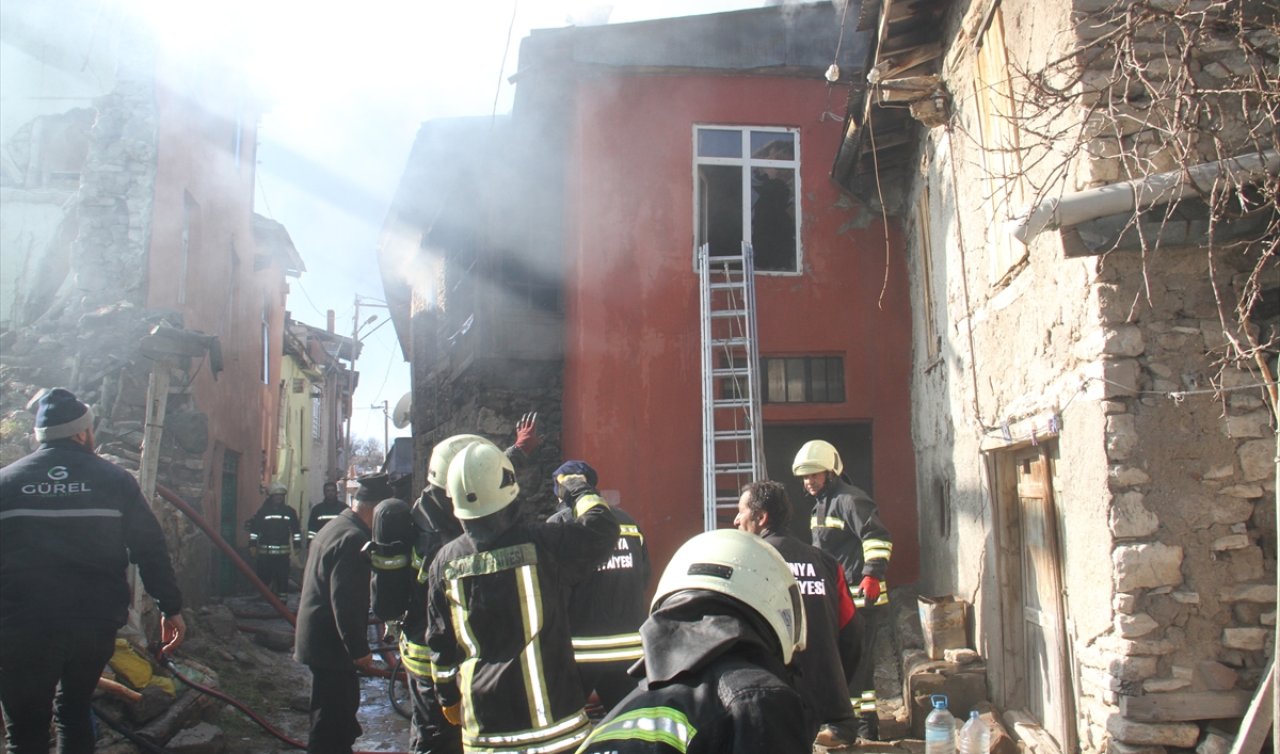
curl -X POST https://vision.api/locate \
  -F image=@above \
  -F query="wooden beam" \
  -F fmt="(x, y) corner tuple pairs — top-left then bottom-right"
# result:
(1120, 690), (1254, 722)
(1227, 662), (1274, 754)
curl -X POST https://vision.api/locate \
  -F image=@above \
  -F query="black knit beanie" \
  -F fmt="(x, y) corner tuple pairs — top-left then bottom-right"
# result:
(32, 388), (94, 441)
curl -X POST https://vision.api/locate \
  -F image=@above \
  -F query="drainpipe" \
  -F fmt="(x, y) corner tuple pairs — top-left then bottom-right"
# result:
(1011, 149), (1280, 245)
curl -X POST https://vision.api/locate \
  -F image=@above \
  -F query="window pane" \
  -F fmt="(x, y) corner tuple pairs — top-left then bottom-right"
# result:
(811, 358), (829, 402)
(786, 358), (805, 402)
(751, 168), (796, 271)
(751, 131), (795, 160)
(828, 358), (845, 402)
(767, 358), (786, 403)
(698, 164), (744, 257)
(698, 129), (742, 158)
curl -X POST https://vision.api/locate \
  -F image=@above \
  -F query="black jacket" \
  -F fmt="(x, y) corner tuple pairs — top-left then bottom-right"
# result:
(577, 591), (810, 754)
(397, 486), (464, 678)
(306, 498), (346, 541)
(247, 498), (301, 554)
(426, 496), (618, 753)
(807, 477), (893, 605)
(762, 530), (857, 732)
(547, 504), (650, 663)
(295, 509), (372, 669)
(0, 440), (183, 634)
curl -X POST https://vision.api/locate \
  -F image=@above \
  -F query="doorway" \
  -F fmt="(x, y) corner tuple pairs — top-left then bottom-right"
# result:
(762, 422), (872, 540)
(218, 450), (240, 595)
(993, 441), (1076, 753)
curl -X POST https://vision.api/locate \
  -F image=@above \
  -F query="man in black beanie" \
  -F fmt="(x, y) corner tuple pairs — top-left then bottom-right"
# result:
(0, 387), (186, 754)
(295, 472), (391, 754)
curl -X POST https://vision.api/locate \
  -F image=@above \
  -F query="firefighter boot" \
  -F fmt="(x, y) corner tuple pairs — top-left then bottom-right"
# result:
(856, 711), (879, 742)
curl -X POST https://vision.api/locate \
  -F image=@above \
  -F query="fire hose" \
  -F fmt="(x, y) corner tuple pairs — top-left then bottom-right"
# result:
(151, 484), (410, 750)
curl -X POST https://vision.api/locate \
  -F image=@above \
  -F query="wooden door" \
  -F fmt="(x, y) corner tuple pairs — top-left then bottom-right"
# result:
(993, 442), (1075, 747)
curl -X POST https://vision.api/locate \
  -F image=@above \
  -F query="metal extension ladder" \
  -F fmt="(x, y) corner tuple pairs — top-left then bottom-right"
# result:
(698, 242), (766, 530)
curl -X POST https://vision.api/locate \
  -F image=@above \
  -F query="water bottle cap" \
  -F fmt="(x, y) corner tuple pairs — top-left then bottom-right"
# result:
(931, 694), (949, 709)
(970, 711), (979, 719)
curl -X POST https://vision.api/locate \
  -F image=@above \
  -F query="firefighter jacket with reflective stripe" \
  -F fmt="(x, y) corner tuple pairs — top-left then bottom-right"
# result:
(577, 591), (809, 754)
(399, 486), (464, 678)
(426, 497), (618, 753)
(307, 498), (346, 540)
(807, 477), (892, 606)
(0, 440), (184, 634)
(295, 509), (372, 669)
(247, 499), (301, 554)
(761, 531), (857, 735)
(548, 504), (650, 664)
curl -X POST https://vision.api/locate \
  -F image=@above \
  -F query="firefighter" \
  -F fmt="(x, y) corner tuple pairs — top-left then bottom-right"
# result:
(793, 439), (893, 742)
(295, 472), (389, 754)
(372, 416), (540, 754)
(734, 479), (860, 748)
(246, 481), (302, 597)
(546, 460), (650, 712)
(576, 528), (810, 754)
(307, 481), (346, 544)
(425, 441), (618, 754)
(0, 387), (186, 754)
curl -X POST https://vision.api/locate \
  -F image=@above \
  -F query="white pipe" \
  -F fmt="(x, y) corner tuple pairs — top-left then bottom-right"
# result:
(1011, 149), (1280, 245)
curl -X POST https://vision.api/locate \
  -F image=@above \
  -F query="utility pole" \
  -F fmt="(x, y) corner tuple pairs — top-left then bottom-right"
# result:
(371, 400), (389, 465)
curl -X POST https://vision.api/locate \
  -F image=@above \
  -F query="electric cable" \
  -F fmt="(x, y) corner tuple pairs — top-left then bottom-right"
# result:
(160, 654), (307, 750)
(388, 655), (411, 720)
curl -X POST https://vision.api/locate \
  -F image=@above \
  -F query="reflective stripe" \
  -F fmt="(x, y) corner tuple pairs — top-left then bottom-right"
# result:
(412, 548), (425, 571)
(618, 524), (644, 544)
(370, 552), (408, 571)
(0, 508), (122, 521)
(307, 532), (317, 540)
(468, 710), (590, 747)
(572, 633), (644, 663)
(579, 706), (698, 753)
(400, 635), (433, 678)
(862, 538), (893, 561)
(249, 533), (260, 542)
(263, 514), (292, 521)
(810, 515), (845, 530)
(574, 493), (608, 517)
(517, 563), (551, 727)
(259, 545), (291, 555)
(849, 580), (890, 608)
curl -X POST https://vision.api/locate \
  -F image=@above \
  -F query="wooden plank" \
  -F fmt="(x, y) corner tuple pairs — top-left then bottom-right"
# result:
(1120, 690), (1255, 722)
(1227, 662), (1273, 754)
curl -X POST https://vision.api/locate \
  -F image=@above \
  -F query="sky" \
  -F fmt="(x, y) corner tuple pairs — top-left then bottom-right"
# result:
(165, 0), (768, 447)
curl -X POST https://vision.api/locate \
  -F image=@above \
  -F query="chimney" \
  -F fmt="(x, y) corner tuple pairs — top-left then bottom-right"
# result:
(327, 309), (335, 333)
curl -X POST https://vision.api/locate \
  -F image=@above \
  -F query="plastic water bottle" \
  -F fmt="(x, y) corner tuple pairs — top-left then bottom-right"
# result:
(925, 694), (957, 754)
(959, 711), (991, 754)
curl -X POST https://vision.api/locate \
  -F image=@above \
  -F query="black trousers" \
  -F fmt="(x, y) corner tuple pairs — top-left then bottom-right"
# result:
(0, 623), (116, 754)
(407, 673), (461, 754)
(840, 603), (885, 715)
(307, 666), (362, 754)
(256, 553), (291, 594)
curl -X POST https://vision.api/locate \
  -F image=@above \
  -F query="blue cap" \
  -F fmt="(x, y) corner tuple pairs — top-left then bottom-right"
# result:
(552, 460), (598, 498)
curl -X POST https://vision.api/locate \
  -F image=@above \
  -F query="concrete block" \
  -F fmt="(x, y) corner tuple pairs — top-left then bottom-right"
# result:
(1222, 628), (1268, 651)
(1111, 492), (1159, 539)
(1116, 613), (1160, 639)
(1114, 543), (1184, 591)
(166, 722), (225, 754)
(1221, 583), (1277, 604)
(1144, 677), (1191, 692)
(1196, 661), (1239, 690)
(1103, 325), (1146, 357)
(1212, 534), (1251, 551)
(1237, 439), (1276, 481)
(1106, 716), (1200, 747)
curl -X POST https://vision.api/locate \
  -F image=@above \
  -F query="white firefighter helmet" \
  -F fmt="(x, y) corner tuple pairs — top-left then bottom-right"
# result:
(427, 434), (498, 490)
(652, 529), (807, 664)
(446, 441), (520, 520)
(267, 481), (288, 495)
(791, 439), (844, 476)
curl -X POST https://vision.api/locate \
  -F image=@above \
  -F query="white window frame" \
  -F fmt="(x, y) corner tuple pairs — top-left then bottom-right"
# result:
(692, 125), (803, 275)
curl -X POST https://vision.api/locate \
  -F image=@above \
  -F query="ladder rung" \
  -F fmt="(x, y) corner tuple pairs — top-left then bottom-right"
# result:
(713, 398), (752, 409)
(708, 281), (746, 290)
(711, 368), (750, 378)
(710, 309), (748, 318)
(711, 338), (750, 348)
(714, 463), (755, 474)
(714, 430), (754, 441)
